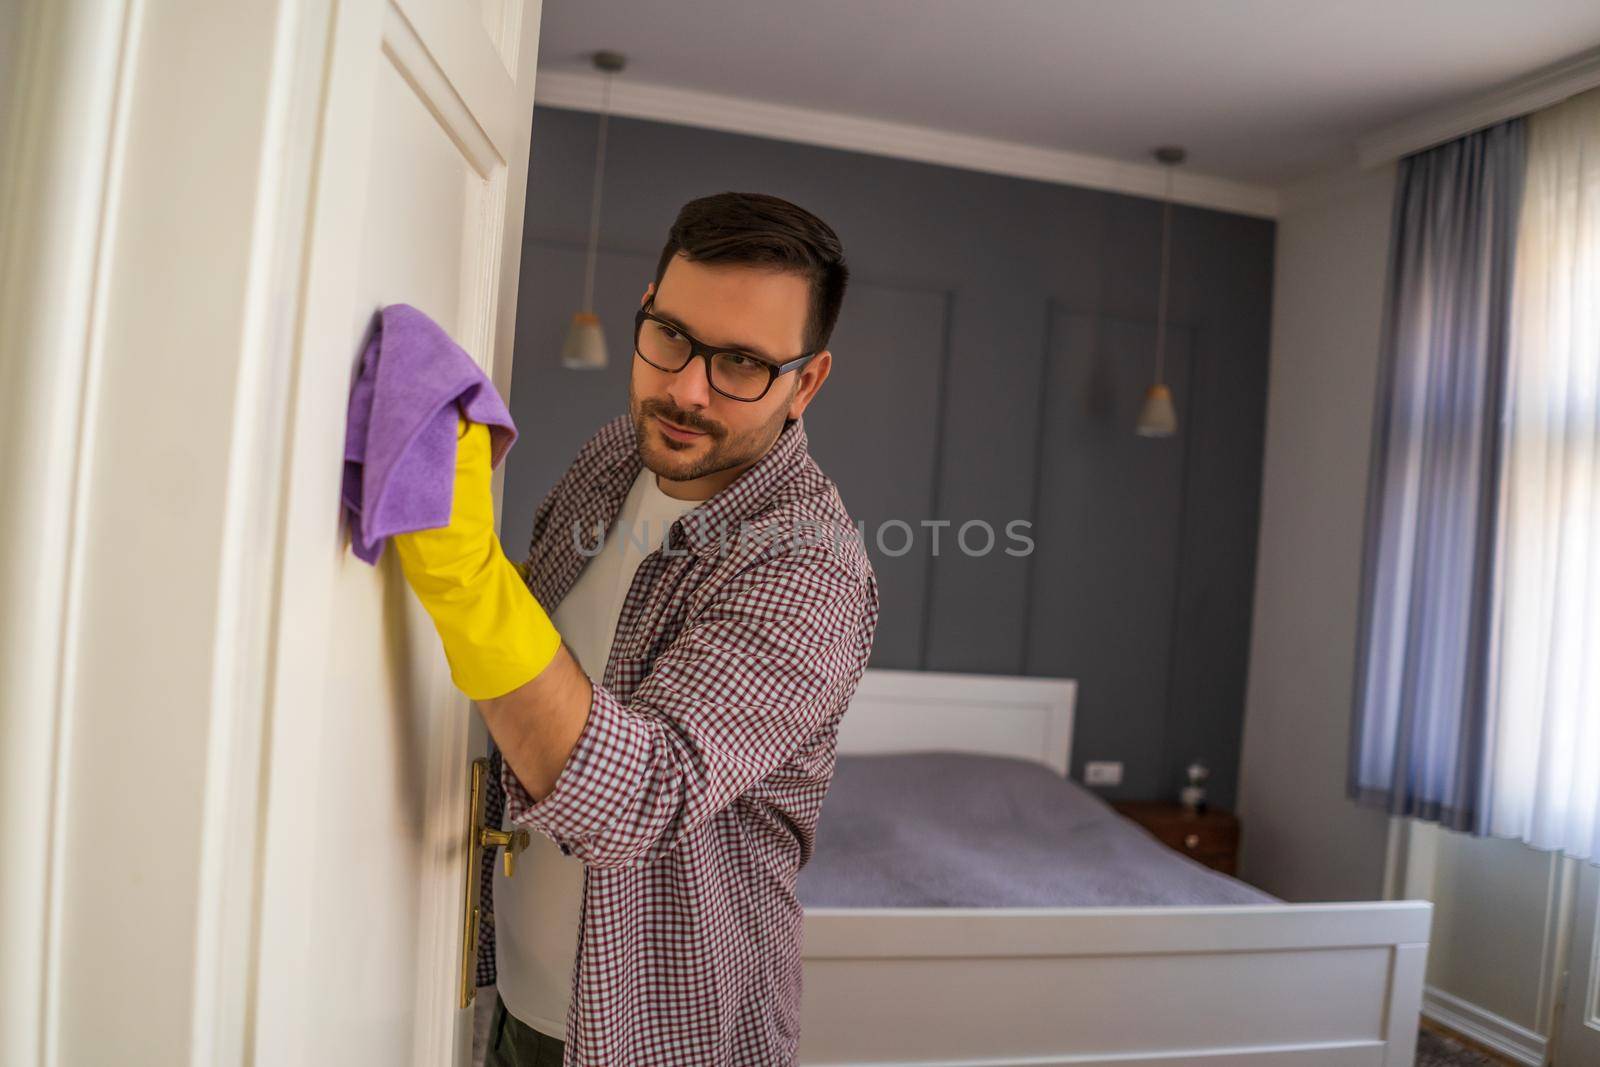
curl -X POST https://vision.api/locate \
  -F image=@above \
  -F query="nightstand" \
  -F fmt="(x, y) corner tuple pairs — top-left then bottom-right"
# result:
(1111, 800), (1240, 876)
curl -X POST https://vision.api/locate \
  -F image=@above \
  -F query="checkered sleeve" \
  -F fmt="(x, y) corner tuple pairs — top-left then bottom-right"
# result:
(500, 547), (870, 870)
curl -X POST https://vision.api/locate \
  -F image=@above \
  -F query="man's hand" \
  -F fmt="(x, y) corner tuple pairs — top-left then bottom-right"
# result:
(391, 413), (562, 700)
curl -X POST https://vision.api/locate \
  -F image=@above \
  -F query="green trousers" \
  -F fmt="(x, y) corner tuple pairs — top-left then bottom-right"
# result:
(484, 993), (567, 1067)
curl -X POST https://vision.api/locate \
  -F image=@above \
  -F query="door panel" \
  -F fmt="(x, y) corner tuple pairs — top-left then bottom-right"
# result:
(252, 2), (540, 1065)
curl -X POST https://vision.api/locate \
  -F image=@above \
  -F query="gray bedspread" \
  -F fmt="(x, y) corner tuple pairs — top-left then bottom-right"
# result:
(795, 751), (1281, 908)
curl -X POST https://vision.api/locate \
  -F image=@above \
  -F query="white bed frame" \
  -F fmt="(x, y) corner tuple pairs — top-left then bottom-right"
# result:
(799, 668), (1432, 1067)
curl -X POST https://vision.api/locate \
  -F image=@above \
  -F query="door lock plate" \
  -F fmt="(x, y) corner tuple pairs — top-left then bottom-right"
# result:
(459, 757), (533, 1009)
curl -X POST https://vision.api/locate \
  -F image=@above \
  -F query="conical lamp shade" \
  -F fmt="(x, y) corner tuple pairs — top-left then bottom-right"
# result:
(1136, 383), (1178, 437)
(561, 312), (608, 370)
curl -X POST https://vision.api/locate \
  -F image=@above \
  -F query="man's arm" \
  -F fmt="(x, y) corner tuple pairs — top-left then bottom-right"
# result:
(484, 548), (875, 871)
(469, 449), (599, 798)
(390, 416), (876, 863)
(393, 418), (567, 701)
(476, 640), (592, 799)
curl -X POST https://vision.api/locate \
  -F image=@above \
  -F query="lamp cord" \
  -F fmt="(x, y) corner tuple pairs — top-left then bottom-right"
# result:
(581, 72), (612, 313)
(1153, 164), (1172, 386)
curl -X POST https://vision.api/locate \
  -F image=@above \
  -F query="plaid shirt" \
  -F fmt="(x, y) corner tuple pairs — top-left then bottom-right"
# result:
(477, 412), (880, 1065)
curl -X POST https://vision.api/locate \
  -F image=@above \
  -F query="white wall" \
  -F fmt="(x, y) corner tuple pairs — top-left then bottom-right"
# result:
(1413, 824), (1565, 1058)
(1236, 164), (1396, 904)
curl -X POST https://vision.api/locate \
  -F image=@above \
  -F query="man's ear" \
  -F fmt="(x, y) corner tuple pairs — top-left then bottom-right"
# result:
(787, 350), (831, 421)
(640, 282), (655, 307)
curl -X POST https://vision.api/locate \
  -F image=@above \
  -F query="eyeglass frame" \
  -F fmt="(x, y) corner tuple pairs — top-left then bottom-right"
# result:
(632, 297), (821, 402)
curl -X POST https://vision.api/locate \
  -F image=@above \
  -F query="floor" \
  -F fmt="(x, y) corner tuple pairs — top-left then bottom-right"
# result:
(1418, 1019), (1526, 1066)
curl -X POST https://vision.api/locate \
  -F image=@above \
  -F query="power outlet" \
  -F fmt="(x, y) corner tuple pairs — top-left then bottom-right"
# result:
(1083, 761), (1123, 787)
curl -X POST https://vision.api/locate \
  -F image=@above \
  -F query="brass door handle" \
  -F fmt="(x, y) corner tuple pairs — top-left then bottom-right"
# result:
(460, 758), (530, 1009)
(482, 826), (531, 878)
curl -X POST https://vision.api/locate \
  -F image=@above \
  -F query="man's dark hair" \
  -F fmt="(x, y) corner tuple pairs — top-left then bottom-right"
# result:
(653, 192), (850, 357)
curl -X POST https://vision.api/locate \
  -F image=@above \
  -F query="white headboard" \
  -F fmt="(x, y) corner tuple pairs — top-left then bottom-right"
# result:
(835, 668), (1078, 777)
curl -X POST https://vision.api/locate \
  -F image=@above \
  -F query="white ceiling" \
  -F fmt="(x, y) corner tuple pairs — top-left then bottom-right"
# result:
(534, 0), (1600, 187)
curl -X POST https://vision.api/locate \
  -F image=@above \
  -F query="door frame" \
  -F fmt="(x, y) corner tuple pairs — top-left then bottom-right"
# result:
(0, 2), (144, 1064)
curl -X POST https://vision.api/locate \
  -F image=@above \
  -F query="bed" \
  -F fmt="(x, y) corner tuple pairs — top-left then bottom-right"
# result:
(795, 668), (1432, 1067)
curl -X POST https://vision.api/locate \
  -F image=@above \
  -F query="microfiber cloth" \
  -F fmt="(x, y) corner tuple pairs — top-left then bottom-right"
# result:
(342, 303), (517, 565)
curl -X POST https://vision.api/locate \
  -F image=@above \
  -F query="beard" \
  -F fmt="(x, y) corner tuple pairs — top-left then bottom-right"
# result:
(630, 385), (790, 485)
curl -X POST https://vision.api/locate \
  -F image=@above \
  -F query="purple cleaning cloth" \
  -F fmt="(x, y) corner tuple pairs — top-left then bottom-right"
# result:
(341, 303), (517, 565)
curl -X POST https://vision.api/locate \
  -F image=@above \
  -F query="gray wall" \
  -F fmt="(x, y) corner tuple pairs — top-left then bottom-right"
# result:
(503, 105), (1274, 809)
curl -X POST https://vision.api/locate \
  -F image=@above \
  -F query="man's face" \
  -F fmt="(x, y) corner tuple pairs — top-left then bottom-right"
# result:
(630, 253), (831, 493)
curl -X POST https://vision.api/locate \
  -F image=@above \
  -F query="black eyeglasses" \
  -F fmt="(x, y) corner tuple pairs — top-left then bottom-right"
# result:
(633, 299), (819, 402)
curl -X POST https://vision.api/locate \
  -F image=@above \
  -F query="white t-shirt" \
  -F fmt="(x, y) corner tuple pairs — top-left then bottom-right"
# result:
(494, 465), (701, 1040)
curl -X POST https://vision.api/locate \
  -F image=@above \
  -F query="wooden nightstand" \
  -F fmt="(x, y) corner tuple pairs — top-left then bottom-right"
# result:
(1111, 800), (1241, 876)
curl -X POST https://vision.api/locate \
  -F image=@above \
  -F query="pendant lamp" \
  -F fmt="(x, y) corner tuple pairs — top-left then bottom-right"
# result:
(561, 50), (627, 370)
(1136, 145), (1184, 437)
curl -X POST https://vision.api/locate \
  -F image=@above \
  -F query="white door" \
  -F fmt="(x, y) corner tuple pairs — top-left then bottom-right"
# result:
(1553, 860), (1600, 1065)
(0, 1), (542, 1064)
(251, 0), (544, 1063)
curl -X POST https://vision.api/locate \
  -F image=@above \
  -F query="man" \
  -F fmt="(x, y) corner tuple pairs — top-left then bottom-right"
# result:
(394, 191), (880, 1065)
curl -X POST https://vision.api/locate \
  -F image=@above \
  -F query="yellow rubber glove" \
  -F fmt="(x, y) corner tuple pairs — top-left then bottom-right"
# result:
(392, 413), (561, 700)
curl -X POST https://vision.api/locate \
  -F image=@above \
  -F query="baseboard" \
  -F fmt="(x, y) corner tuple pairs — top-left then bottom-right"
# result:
(1423, 985), (1547, 1066)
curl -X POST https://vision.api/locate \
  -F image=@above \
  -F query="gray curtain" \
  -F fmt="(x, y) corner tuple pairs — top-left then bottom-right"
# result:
(1347, 117), (1526, 833)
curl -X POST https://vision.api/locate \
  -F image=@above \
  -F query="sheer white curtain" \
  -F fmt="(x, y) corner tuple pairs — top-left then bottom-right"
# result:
(1487, 85), (1600, 858)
